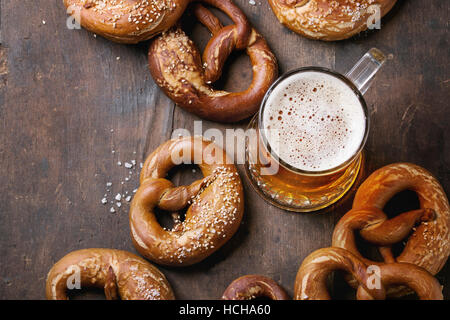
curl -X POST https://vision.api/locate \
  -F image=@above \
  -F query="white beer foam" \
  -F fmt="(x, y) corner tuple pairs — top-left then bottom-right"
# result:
(263, 71), (366, 172)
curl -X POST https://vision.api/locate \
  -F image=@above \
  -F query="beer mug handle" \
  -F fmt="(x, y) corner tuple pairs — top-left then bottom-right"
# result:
(345, 48), (386, 95)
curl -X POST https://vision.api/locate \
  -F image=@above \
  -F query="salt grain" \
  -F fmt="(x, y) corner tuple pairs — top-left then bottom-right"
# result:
(125, 162), (133, 168)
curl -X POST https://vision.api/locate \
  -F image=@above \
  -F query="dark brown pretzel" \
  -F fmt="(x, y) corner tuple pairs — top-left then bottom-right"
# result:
(148, 2), (278, 122)
(268, 0), (397, 41)
(46, 249), (175, 300)
(222, 275), (290, 300)
(332, 163), (450, 296)
(129, 136), (244, 266)
(294, 247), (443, 300)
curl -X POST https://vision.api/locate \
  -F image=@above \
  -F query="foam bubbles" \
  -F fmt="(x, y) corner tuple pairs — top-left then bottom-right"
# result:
(263, 71), (366, 172)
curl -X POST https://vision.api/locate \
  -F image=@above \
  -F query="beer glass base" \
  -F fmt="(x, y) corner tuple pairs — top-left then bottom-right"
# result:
(244, 155), (362, 213)
(244, 114), (363, 213)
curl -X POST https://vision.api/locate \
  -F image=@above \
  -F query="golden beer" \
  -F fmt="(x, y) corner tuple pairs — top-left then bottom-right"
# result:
(245, 58), (383, 212)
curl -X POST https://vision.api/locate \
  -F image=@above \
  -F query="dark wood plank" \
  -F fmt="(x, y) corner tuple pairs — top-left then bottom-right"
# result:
(0, 0), (448, 300)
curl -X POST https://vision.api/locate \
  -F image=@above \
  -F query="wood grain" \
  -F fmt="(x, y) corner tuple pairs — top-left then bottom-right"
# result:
(0, 0), (448, 299)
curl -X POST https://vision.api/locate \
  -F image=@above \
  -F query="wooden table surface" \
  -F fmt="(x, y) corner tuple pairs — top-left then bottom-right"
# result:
(0, 0), (449, 300)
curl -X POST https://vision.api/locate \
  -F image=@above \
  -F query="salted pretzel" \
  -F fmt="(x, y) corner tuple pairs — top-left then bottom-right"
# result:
(332, 163), (450, 284)
(222, 275), (290, 300)
(46, 248), (174, 300)
(268, 0), (397, 41)
(129, 136), (244, 266)
(294, 247), (443, 300)
(63, 0), (196, 43)
(148, 2), (278, 122)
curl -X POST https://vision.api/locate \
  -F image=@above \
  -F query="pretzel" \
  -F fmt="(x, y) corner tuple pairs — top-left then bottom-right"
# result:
(63, 0), (193, 44)
(222, 275), (290, 300)
(148, 2), (278, 122)
(332, 163), (450, 295)
(129, 136), (244, 266)
(268, 0), (397, 41)
(46, 248), (174, 300)
(294, 247), (443, 300)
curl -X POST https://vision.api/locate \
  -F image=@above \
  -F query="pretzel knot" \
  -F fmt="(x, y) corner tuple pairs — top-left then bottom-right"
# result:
(332, 163), (450, 296)
(222, 275), (290, 300)
(129, 136), (244, 266)
(46, 249), (174, 300)
(294, 247), (443, 300)
(148, 1), (278, 122)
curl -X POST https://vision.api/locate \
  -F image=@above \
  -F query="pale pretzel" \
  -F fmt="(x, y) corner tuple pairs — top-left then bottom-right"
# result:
(148, 2), (278, 122)
(268, 0), (397, 41)
(129, 136), (244, 266)
(222, 275), (290, 300)
(294, 247), (443, 300)
(332, 163), (450, 294)
(46, 248), (174, 300)
(63, 0), (192, 43)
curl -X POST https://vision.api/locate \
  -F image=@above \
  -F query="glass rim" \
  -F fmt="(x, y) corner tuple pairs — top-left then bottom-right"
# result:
(258, 66), (370, 176)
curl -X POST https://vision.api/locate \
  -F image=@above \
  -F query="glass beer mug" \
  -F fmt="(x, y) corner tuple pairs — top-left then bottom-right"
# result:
(245, 48), (386, 212)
